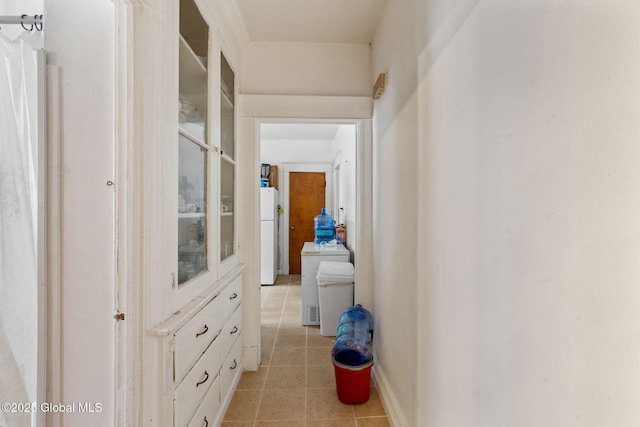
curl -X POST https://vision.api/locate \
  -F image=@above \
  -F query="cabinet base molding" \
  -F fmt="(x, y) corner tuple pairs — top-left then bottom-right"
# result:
(242, 345), (259, 371)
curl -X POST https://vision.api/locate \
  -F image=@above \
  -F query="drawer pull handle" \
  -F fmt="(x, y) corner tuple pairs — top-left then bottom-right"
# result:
(230, 359), (238, 370)
(229, 292), (238, 300)
(230, 326), (238, 335)
(195, 324), (209, 338)
(196, 370), (209, 387)
(203, 416), (208, 427)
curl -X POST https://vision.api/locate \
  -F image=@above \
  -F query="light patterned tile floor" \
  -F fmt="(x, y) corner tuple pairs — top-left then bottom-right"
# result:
(222, 275), (389, 427)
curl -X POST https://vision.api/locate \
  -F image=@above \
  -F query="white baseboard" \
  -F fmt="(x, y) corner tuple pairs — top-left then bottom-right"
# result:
(372, 362), (410, 427)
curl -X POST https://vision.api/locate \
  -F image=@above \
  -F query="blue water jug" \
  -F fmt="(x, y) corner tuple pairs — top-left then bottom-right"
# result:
(314, 208), (335, 244)
(332, 304), (374, 366)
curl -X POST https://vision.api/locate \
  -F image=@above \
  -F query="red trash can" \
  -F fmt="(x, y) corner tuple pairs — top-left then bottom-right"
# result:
(332, 356), (374, 404)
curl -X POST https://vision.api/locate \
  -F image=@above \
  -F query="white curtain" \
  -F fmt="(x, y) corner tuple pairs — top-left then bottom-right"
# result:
(0, 29), (43, 412)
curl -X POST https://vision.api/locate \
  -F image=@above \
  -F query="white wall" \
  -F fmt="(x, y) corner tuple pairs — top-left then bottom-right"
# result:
(332, 125), (357, 254)
(44, 0), (115, 425)
(370, 2), (419, 425)
(0, 0), (42, 38)
(261, 139), (335, 168)
(0, 0), (41, 14)
(373, 0), (640, 425)
(242, 42), (371, 96)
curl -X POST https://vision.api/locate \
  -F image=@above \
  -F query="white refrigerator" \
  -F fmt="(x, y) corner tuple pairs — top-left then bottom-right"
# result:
(260, 187), (278, 285)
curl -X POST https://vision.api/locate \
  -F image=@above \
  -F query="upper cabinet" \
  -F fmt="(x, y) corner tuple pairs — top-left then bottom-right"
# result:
(134, 1), (246, 425)
(178, 0), (209, 288)
(171, 0), (239, 310)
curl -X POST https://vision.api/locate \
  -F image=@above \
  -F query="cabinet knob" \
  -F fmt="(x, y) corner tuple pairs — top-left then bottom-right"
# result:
(290, 226), (295, 230)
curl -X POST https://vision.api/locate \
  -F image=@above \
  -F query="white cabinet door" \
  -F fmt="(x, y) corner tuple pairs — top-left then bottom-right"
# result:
(187, 375), (220, 427)
(221, 306), (242, 359)
(174, 295), (224, 382)
(220, 338), (242, 404)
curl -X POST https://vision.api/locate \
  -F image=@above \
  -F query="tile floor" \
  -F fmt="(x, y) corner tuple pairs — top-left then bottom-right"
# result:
(222, 275), (389, 427)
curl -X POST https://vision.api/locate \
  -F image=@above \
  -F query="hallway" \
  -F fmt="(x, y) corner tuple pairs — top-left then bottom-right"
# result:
(222, 275), (389, 426)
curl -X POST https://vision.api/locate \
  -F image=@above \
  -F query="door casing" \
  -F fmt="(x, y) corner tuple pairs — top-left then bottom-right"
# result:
(238, 96), (372, 373)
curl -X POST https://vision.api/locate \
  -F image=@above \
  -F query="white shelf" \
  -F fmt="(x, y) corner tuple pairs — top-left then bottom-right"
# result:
(221, 212), (233, 217)
(179, 212), (206, 219)
(221, 90), (233, 114)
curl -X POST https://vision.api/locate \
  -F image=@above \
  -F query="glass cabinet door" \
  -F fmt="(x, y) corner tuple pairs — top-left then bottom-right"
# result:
(220, 53), (235, 262)
(178, 136), (207, 284)
(178, 0), (209, 286)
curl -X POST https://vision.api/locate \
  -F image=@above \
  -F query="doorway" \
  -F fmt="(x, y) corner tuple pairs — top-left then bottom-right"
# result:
(242, 111), (373, 372)
(259, 122), (355, 278)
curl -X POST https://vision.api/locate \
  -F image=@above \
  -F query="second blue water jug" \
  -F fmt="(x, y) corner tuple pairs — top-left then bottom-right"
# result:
(332, 304), (374, 366)
(314, 208), (335, 244)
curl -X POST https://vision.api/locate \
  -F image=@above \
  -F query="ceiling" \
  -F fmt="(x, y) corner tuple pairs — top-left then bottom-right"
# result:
(235, 0), (389, 44)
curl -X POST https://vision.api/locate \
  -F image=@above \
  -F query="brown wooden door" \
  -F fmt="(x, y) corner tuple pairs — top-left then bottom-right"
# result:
(289, 172), (326, 274)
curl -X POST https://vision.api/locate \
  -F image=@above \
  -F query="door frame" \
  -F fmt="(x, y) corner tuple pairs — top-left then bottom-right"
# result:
(282, 164), (333, 274)
(332, 151), (342, 221)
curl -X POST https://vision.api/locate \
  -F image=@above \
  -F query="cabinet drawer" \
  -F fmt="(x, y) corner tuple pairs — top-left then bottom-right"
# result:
(220, 338), (242, 403)
(174, 336), (221, 427)
(221, 306), (242, 359)
(187, 374), (220, 427)
(220, 276), (242, 321)
(175, 295), (224, 382)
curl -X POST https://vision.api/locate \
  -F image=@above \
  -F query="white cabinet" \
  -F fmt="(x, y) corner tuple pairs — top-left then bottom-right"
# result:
(146, 0), (244, 425)
(169, 0), (239, 311)
(151, 271), (244, 427)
